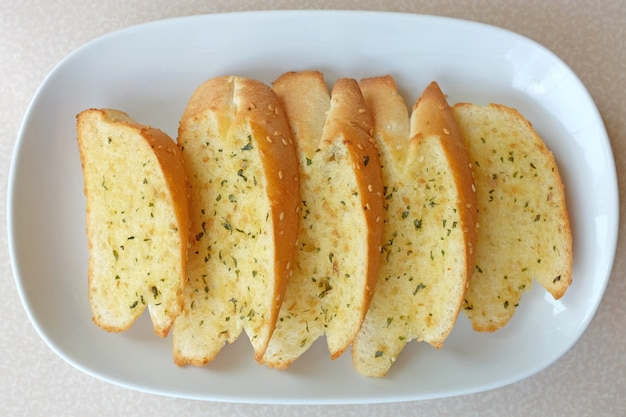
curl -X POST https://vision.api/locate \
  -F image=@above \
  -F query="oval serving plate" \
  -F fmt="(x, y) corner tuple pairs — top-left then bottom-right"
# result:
(8, 10), (618, 404)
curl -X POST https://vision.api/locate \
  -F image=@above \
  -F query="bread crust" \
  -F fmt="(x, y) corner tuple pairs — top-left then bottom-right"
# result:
(261, 72), (384, 368)
(324, 78), (385, 318)
(352, 78), (477, 376)
(172, 76), (299, 365)
(412, 83), (479, 279)
(452, 102), (572, 331)
(77, 108), (189, 337)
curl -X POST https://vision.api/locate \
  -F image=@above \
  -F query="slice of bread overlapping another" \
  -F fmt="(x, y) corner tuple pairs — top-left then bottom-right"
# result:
(171, 76), (300, 365)
(261, 72), (385, 369)
(76, 72), (574, 376)
(452, 103), (572, 332)
(351, 78), (478, 377)
(76, 108), (189, 337)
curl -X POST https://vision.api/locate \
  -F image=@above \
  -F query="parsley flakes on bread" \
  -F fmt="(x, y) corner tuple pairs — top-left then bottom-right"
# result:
(76, 72), (572, 376)
(261, 71), (385, 368)
(76, 108), (189, 337)
(171, 76), (300, 365)
(352, 78), (478, 377)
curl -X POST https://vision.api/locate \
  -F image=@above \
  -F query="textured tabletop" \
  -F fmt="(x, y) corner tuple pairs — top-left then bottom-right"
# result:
(2, 1), (624, 416)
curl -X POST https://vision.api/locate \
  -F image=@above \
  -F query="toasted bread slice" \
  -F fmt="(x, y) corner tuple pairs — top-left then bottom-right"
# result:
(76, 108), (189, 337)
(261, 72), (384, 368)
(171, 76), (300, 365)
(452, 103), (572, 331)
(352, 79), (478, 377)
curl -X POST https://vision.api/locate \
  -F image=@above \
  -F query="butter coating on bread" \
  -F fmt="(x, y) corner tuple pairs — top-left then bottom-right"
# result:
(172, 76), (300, 365)
(261, 72), (384, 368)
(76, 108), (189, 337)
(452, 103), (572, 332)
(352, 79), (478, 377)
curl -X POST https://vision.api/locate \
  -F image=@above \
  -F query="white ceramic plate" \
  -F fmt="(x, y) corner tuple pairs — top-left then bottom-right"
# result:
(8, 11), (618, 404)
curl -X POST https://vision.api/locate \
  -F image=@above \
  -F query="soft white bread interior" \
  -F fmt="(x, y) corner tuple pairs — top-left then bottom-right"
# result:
(172, 76), (300, 365)
(452, 103), (572, 332)
(261, 72), (385, 368)
(76, 108), (189, 337)
(352, 78), (478, 377)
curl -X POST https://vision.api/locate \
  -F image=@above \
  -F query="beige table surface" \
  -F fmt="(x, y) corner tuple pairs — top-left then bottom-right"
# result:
(2, 1), (624, 415)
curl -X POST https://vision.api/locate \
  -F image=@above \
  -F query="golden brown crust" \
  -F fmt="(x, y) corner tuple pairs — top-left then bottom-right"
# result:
(352, 78), (477, 376)
(412, 83), (478, 286)
(260, 73), (384, 366)
(325, 78), (385, 325)
(452, 102), (572, 331)
(236, 78), (301, 341)
(273, 70), (330, 160)
(77, 108), (189, 337)
(319, 78), (385, 359)
(173, 76), (299, 363)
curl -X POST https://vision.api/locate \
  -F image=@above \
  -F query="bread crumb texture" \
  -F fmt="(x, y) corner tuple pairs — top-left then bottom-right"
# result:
(262, 73), (384, 368)
(77, 109), (188, 338)
(172, 76), (299, 365)
(352, 78), (477, 377)
(452, 103), (572, 332)
(76, 73), (572, 377)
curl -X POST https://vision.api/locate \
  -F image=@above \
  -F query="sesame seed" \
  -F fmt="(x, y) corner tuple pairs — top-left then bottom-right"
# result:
(365, 203), (371, 210)
(279, 230), (285, 235)
(367, 184), (373, 192)
(443, 128), (450, 135)
(286, 261), (291, 270)
(274, 130), (281, 136)
(266, 136), (273, 143)
(279, 211), (285, 221)
(278, 170), (284, 179)
(466, 203), (472, 208)
(471, 184), (476, 192)
(281, 138), (288, 146)
(358, 108), (366, 114)
(375, 216), (381, 223)
(357, 143), (364, 150)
